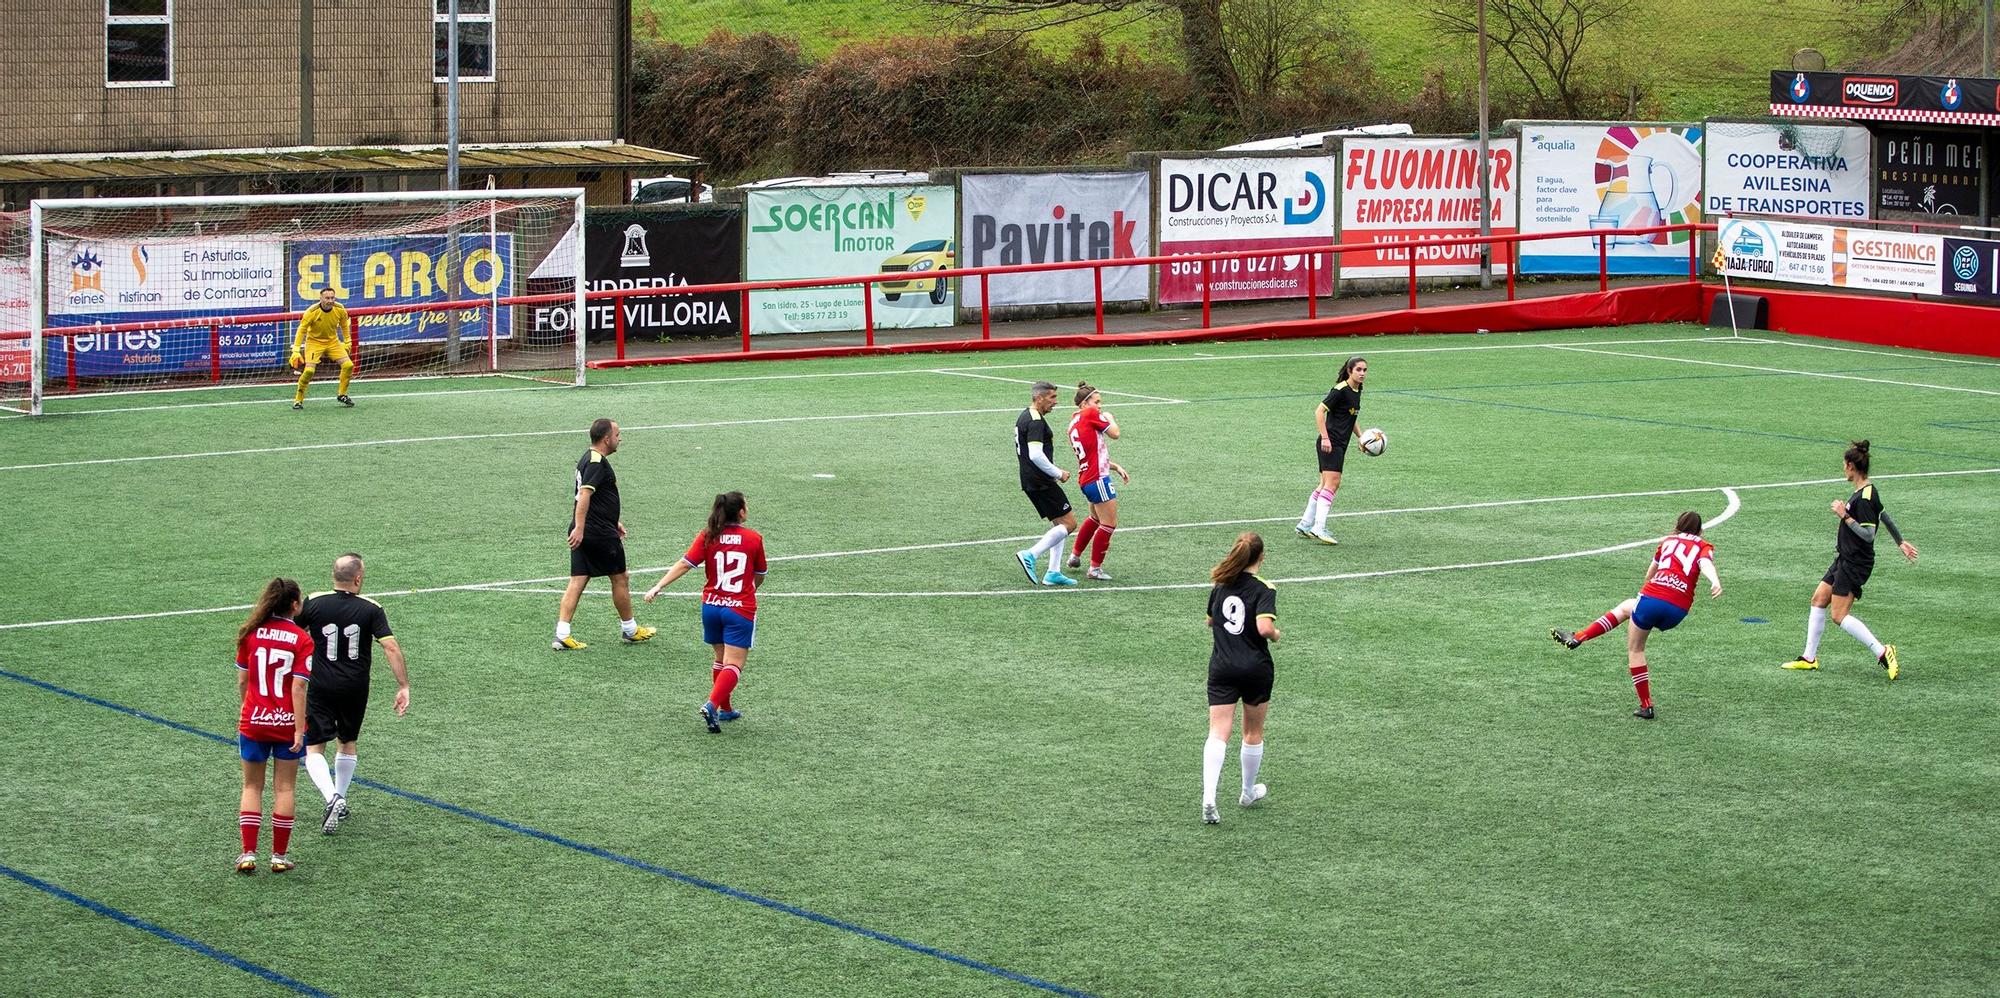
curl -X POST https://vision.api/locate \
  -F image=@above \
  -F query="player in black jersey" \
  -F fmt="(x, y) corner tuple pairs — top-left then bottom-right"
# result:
(1295, 356), (1367, 545)
(1012, 381), (1080, 587)
(555, 418), (656, 650)
(1201, 532), (1280, 824)
(1783, 440), (1918, 679)
(297, 553), (410, 833)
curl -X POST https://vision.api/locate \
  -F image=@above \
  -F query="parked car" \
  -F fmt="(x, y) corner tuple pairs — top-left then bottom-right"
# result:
(631, 175), (714, 204)
(879, 239), (954, 305)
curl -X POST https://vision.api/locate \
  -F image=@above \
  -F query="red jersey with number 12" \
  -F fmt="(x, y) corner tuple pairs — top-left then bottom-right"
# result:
(236, 618), (313, 742)
(1640, 532), (1715, 612)
(1068, 406), (1112, 485)
(684, 526), (768, 619)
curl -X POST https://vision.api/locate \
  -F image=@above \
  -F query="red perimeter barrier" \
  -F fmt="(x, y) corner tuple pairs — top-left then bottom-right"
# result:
(1700, 286), (2000, 359)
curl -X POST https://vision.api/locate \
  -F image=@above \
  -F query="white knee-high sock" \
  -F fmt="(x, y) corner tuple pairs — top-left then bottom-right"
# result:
(333, 753), (357, 797)
(1803, 606), (1828, 660)
(1298, 493), (1320, 528)
(1029, 524), (1069, 559)
(1201, 737), (1227, 807)
(1839, 615), (1885, 657)
(1313, 489), (1334, 532)
(1240, 741), (1264, 792)
(303, 752), (336, 802)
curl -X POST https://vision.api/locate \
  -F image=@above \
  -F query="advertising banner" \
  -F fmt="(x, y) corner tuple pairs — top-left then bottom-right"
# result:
(1833, 228), (1944, 295)
(1716, 217), (1832, 285)
(745, 185), (954, 334)
(1157, 157), (1335, 302)
(960, 172), (1150, 307)
(1945, 237), (2000, 302)
(42, 237), (288, 376)
(529, 211), (740, 340)
(291, 235), (513, 343)
(1704, 122), (1871, 219)
(1336, 137), (1517, 279)
(1518, 124), (1704, 275)
(0, 257), (27, 381)
(1772, 71), (2000, 127)
(1875, 127), (1984, 216)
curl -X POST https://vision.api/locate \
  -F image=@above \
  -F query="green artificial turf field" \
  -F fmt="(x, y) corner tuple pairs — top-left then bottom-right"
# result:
(2, 324), (1996, 997)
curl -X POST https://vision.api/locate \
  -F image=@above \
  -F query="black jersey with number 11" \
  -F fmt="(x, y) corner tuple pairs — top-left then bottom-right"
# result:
(299, 591), (394, 692)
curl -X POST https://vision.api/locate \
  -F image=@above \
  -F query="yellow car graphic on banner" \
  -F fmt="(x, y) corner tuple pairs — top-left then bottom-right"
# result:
(879, 239), (954, 305)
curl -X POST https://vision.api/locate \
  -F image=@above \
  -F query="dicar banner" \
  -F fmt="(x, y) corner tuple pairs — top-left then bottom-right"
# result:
(1336, 137), (1516, 279)
(1157, 157), (1335, 302)
(1704, 122), (1871, 219)
(960, 172), (1150, 307)
(746, 185), (955, 334)
(1518, 123), (1703, 275)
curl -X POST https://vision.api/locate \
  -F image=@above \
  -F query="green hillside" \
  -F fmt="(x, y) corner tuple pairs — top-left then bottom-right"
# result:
(635, 0), (1880, 124)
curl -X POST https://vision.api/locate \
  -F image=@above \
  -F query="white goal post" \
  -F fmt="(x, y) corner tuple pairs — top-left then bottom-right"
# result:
(3, 188), (586, 415)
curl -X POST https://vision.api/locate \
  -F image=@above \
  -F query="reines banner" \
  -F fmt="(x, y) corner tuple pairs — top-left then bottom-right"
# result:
(746, 185), (955, 334)
(1337, 137), (1516, 279)
(960, 172), (1150, 307)
(1157, 157), (1334, 303)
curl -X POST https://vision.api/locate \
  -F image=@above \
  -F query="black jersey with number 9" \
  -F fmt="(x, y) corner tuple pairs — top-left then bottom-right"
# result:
(1208, 574), (1277, 672)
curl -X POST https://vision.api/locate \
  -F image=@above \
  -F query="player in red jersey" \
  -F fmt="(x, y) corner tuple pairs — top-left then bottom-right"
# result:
(644, 491), (768, 734)
(1550, 511), (1722, 719)
(234, 577), (312, 874)
(1065, 382), (1130, 580)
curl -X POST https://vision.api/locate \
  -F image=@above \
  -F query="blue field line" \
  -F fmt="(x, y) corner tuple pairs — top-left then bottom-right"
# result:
(0, 668), (1099, 998)
(0, 862), (337, 998)
(1931, 419), (2000, 434)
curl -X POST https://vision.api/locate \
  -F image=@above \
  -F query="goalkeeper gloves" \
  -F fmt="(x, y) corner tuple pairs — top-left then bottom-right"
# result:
(289, 352), (302, 370)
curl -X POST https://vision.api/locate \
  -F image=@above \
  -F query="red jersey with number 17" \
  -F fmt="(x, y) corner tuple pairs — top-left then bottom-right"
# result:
(1068, 405), (1112, 485)
(1639, 532), (1715, 612)
(683, 525), (768, 619)
(236, 618), (313, 742)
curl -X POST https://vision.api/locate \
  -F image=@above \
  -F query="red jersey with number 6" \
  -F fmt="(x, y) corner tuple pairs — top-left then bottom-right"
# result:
(1068, 405), (1112, 485)
(683, 526), (768, 619)
(236, 618), (313, 742)
(1639, 533), (1714, 612)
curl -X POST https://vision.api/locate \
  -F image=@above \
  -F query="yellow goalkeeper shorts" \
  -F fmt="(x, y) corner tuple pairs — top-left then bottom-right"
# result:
(301, 340), (351, 367)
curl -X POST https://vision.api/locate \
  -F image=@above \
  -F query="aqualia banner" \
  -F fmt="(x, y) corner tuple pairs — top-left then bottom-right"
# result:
(1518, 124), (1704, 275)
(43, 237), (287, 377)
(1703, 122), (1871, 219)
(1157, 157), (1334, 303)
(290, 236), (513, 343)
(1337, 137), (1517, 279)
(960, 172), (1150, 307)
(746, 185), (955, 334)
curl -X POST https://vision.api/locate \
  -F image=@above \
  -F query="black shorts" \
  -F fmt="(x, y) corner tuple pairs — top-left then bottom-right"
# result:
(1823, 557), (1873, 600)
(1207, 662), (1274, 707)
(1316, 438), (1349, 474)
(571, 533), (628, 578)
(306, 685), (369, 745)
(1024, 480), (1073, 521)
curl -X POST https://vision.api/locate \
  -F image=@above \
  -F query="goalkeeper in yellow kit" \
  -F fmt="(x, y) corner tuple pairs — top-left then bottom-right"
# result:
(291, 287), (355, 409)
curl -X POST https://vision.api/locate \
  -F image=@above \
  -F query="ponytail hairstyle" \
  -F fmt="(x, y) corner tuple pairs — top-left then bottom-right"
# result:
(1210, 532), (1267, 585)
(1338, 355), (1367, 385)
(1073, 381), (1099, 407)
(1843, 439), (1871, 477)
(238, 577), (302, 644)
(1674, 511), (1704, 536)
(704, 491), (748, 543)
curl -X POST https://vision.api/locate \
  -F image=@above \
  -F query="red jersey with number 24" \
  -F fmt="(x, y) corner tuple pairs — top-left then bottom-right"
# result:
(683, 526), (768, 619)
(236, 618), (313, 742)
(1639, 532), (1714, 612)
(1068, 405), (1112, 485)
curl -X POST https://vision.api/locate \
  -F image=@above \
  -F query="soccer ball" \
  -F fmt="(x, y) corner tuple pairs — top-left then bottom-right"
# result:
(1359, 427), (1386, 457)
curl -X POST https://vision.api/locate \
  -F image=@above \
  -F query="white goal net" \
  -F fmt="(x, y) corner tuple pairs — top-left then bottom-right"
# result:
(1, 189), (584, 414)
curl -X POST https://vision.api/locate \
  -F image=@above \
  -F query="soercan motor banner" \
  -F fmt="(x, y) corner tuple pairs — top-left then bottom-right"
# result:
(746, 186), (955, 334)
(528, 211), (741, 340)
(1832, 228), (1943, 296)
(1944, 237), (2000, 302)
(1716, 217), (1832, 286)
(1157, 157), (1335, 303)
(1518, 123), (1703, 275)
(1875, 127), (1984, 216)
(41, 237), (289, 377)
(960, 172), (1150, 307)
(1704, 122), (1871, 219)
(1337, 137), (1516, 279)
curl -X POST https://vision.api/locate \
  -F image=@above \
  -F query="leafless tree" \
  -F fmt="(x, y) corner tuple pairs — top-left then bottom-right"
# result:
(1221, 0), (1350, 127)
(1431, 0), (1637, 119)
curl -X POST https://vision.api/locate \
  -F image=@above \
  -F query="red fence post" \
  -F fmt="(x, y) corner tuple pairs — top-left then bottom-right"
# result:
(863, 281), (875, 347)
(1200, 259), (1211, 329)
(349, 316), (360, 367)
(1687, 229), (1698, 282)
(1598, 238), (1609, 293)
(614, 297), (626, 361)
(1306, 251), (1317, 319)
(1506, 240), (1517, 301)
(1407, 252), (1417, 310)
(1095, 266), (1106, 335)
(739, 290), (751, 354)
(65, 333), (77, 393)
(209, 324), (221, 383)
(980, 276), (991, 340)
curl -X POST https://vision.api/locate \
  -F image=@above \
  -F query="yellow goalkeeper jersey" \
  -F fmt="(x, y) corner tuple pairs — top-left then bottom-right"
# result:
(294, 302), (349, 347)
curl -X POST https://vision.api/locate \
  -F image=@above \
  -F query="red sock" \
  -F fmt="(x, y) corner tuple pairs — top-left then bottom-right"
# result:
(1575, 611), (1621, 643)
(710, 664), (740, 710)
(1071, 517), (1100, 556)
(272, 813), (293, 855)
(238, 811), (260, 853)
(1630, 664), (1652, 708)
(1090, 523), (1115, 568)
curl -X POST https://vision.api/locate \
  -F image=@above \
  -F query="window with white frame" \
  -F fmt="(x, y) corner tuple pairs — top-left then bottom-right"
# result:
(106, 0), (172, 87)
(433, 0), (495, 82)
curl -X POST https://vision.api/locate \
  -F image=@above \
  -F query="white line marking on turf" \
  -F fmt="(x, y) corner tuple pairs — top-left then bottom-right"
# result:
(1546, 345), (2000, 397)
(929, 369), (1190, 404)
(19, 469), (1994, 630)
(1733, 337), (2000, 369)
(933, 335), (1730, 374)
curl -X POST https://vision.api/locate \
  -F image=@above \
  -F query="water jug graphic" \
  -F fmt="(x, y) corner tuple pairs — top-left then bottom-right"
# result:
(1589, 155), (1675, 247)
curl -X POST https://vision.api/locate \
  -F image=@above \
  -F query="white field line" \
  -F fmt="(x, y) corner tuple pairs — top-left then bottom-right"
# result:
(11, 468), (1994, 631)
(929, 369), (1190, 404)
(934, 335), (1732, 374)
(1733, 337), (2000, 369)
(474, 489), (1744, 599)
(1546, 345), (2000, 397)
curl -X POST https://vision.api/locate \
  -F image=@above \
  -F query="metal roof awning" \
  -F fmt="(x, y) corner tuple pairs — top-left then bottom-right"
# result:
(0, 142), (698, 185)
(1770, 71), (2000, 127)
